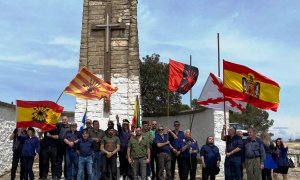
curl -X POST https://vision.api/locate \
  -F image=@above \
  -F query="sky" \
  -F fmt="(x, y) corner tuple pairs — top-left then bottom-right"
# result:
(0, 1), (299, 140)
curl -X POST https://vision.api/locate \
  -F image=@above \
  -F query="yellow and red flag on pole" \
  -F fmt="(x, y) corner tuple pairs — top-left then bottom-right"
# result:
(223, 60), (280, 112)
(64, 67), (118, 100)
(131, 96), (141, 131)
(16, 100), (64, 131)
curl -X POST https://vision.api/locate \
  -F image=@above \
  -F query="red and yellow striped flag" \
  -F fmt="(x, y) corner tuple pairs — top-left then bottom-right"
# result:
(131, 96), (141, 131)
(223, 60), (280, 111)
(16, 100), (64, 131)
(64, 67), (118, 100)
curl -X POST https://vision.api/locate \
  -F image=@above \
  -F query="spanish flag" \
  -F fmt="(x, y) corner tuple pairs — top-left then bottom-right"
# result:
(16, 100), (64, 131)
(64, 67), (118, 100)
(223, 60), (280, 112)
(131, 96), (141, 131)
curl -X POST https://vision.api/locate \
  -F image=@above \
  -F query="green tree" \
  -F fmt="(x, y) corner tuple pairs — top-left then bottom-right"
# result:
(140, 54), (182, 116)
(229, 104), (274, 132)
(191, 98), (202, 110)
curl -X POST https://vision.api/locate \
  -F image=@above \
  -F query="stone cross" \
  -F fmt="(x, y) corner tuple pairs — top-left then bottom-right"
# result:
(91, 1), (125, 112)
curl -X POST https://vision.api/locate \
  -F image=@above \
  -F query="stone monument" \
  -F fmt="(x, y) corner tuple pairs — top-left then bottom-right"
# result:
(75, 0), (140, 127)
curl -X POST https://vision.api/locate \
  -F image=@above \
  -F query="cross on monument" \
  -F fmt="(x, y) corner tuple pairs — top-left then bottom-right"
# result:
(91, 1), (125, 112)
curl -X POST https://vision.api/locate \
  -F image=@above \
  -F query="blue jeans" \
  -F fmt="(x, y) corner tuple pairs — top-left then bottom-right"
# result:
(66, 149), (78, 179)
(93, 151), (103, 180)
(77, 155), (93, 180)
(225, 156), (242, 180)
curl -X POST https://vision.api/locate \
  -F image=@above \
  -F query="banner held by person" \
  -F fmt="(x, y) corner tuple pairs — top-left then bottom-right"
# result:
(168, 59), (199, 94)
(16, 100), (64, 131)
(223, 60), (280, 111)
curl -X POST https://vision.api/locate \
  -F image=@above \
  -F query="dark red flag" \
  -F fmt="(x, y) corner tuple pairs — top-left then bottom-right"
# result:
(168, 59), (199, 94)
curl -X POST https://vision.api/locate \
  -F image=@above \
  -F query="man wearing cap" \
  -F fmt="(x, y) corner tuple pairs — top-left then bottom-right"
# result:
(101, 127), (120, 180)
(88, 120), (105, 180)
(64, 122), (81, 180)
(116, 115), (131, 180)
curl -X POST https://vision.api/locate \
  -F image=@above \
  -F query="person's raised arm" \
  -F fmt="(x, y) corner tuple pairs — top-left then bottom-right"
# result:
(221, 125), (226, 141)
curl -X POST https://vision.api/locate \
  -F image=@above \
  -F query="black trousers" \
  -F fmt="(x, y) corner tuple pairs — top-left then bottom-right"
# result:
(181, 157), (197, 180)
(56, 144), (67, 178)
(150, 150), (158, 179)
(119, 150), (129, 177)
(202, 167), (216, 180)
(262, 168), (272, 180)
(11, 150), (24, 180)
(23, 156), (34, 180)
(41, 146), (57, 179)
(170, 152), (182, 180)
(101, 155), (117, 180)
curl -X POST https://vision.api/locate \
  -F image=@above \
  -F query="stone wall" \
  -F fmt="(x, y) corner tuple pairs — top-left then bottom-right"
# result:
(143, 108), (229, 178)
(0, 101), (74, 176)
(0, 101), (16, 176)
(75, 0), (140, 129)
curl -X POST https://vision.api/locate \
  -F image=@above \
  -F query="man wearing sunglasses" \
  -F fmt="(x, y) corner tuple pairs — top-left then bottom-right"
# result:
(116, 115), (131, 180)
(154, 125), (177, 180)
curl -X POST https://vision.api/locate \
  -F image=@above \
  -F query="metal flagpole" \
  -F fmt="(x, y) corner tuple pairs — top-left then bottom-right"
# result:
(218, 33), (227, 129)
(189, 55), (196, 132)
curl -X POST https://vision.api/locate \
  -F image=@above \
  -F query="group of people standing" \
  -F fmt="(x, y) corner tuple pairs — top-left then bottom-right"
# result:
(10, 115), (289, 180)
(222, 126), (290, 180)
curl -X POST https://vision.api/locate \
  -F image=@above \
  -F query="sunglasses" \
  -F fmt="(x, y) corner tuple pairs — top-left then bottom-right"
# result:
(158, 129), (164, 131)
(86, 122), (91, 124)
(174, 124), (180, 126)
(123, 123), (129, 126)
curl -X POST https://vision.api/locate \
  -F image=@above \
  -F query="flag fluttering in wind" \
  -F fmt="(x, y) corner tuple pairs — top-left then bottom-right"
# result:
(16, 100), (64, 131)
(168, 59), (199, 94)
(79, 108), (87, 131)
(223, 60), (280, 112)
(131, 96), (141, 131)
(198, 73), (246, 113)
(64, 67), (118, 100)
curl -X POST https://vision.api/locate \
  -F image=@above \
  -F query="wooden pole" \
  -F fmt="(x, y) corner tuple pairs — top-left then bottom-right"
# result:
(55, 91), (64, 104)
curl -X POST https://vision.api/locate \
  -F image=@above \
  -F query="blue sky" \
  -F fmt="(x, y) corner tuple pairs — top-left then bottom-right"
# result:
(0, 1), (299, 139)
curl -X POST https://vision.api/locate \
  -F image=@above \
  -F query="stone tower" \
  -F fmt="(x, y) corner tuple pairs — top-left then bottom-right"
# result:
(75, 0), (140, 127)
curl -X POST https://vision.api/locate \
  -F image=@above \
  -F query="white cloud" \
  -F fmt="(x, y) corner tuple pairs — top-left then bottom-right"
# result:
(47, 36), (80, 52)
(269, 114), (300, 140)
(0, 53), (77, 69)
